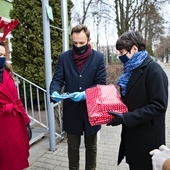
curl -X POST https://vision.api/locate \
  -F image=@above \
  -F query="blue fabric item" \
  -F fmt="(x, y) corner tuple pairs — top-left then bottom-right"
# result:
(117, 51), (148, 96)
(51, 91), (76, 102)
(0, 57), (6, 69)
(70, 91), (86, 102)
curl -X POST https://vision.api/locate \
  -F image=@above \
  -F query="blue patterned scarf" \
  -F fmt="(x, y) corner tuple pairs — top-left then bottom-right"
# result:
(117, 50), (148, 96)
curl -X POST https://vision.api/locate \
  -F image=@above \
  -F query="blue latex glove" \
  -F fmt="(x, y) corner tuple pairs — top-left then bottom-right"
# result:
(70, 91), (86, 102)
(51, 91), (65, 102)
(51, 92), (76, 102)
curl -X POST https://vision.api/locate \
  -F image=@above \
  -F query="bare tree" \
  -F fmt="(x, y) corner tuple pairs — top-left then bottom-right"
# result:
(113, 0), (166, 54)
(154, 36), (170, 62)
(71, 0), (96, 25)
(72, 0), (114, 45)
(71, 0), (167, 56)
(114, 0), (165, 35)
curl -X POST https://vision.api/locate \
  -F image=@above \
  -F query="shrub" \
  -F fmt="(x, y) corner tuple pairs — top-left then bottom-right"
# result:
(106, 64), (123, 90)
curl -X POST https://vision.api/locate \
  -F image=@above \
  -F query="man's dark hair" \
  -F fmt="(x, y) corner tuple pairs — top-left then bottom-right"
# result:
(71, 24), (90, 39)
(116, 30), (146, 52)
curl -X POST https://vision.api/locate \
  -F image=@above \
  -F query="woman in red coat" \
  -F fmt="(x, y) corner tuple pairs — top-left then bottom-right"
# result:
(0, 41), (31, 170)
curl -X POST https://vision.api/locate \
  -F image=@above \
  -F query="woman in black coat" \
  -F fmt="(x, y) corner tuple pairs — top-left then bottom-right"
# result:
(107, 30), (168, 170)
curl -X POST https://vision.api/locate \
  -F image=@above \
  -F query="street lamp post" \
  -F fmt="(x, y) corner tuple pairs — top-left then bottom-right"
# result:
(41, 0), (56, 151)
(61, 0), (69, 52)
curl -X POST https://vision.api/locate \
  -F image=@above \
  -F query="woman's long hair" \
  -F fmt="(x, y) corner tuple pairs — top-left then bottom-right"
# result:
(0, 41), (14, 78)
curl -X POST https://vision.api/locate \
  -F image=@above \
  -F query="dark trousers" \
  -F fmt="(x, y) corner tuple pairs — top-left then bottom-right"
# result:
(67, 133), (97, 170)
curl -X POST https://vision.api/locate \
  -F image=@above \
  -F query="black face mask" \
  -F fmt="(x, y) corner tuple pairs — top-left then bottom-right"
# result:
(73, 44), (88, 55)
(119, 53), (129, 64)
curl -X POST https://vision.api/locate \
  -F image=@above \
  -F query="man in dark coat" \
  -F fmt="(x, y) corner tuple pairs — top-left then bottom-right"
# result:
(107, 30), (168, 170)
(50, 24), (106, 170)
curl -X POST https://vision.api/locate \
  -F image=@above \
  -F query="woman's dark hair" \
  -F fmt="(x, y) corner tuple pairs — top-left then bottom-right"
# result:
(116, 30), (146, 52)
(0, 41), (5, 47)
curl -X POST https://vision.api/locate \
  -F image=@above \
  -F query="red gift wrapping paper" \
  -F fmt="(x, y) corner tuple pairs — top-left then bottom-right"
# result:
(85, 84), (128, 126)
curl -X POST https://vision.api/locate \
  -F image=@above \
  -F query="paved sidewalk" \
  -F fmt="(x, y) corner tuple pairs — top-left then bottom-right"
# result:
(28, 64), (170, 170)
(28, 125), (129, 170)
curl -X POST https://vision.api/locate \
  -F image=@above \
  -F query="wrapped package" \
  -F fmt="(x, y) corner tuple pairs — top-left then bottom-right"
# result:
(85, 84), (128, 126)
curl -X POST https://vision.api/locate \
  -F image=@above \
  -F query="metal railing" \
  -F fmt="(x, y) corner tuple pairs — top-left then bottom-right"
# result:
(14, 72), (65, 143)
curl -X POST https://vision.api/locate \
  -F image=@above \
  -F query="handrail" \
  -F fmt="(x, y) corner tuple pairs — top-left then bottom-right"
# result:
(13, 72), (65, 141)
(14, 72), (46, 92)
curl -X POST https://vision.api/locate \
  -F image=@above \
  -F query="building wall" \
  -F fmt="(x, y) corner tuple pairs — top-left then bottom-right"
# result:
(0, 0), (12, 19)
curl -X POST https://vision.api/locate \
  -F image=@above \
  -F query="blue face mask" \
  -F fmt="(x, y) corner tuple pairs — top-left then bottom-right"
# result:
(119, 53), (129, 63)
(0, 57), (6, 69)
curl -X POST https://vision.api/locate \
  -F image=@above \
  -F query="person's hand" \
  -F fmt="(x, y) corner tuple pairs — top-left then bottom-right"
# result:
(51, 91), (64, 102)
(26, 123), (32, 141)
(150, 145), (170, 170)
(107, 111), (124, 126)
(70, 91), (86, 102)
